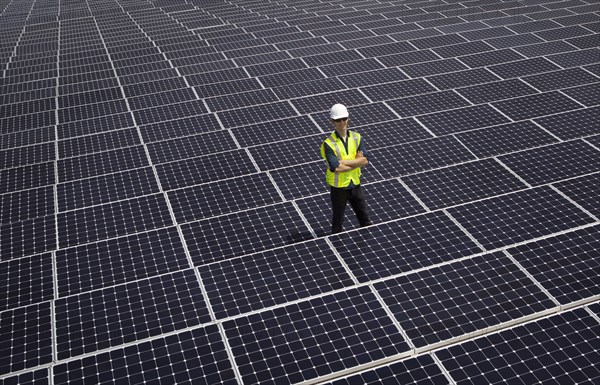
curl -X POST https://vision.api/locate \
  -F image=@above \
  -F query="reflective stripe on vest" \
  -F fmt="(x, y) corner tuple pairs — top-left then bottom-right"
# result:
(328, 135), (342, 187)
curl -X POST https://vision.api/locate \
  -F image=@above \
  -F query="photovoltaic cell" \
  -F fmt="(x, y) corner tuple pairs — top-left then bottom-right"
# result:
(375, 252), (556, 347)
(55, 268), (211, 359)
(55, 226), (189, 297)
(554, 172), (600, 218)
(0, 186), (54, 224)
(315, 102), (399, 127)
(146, 130), (236, 163)
(521, 67), (600, 92)
(0, 302), (52, 375)
(155, 149), (257, 190)
(290, 89), (370, 115)
(57, 112), (134, 139)
(58, 128), (140, 159)
(269, 161), (332, 200)
(139, 113), (222, 142)
(386, 90), (471, 117)
(436, 308), (600, 384)
(52, 325), (237, 385)
(498, 140), (600, 186)
(561, 82), (600, 107)
(456, 120), (558, 158)
(0, 111), (55, 133)
(508, 225), (600, 305)
(325, 354), (448, 385)
(1, 253), (53, 312)
(57, 194), (173, 248)
(223, 286), (410, 385)
(447, 186), (596, 250)
(57, 167), (159, 212)
(199, 238), (355, 319)
(534, 106), (600, 139)
(456, 78), (538, 104)
(0, 127), (54, 150)
(361, 78), (436, 102)
(330, 211), (482, 282)
(249, 134), (324, 170)
(182, 202), (313, 266)
(168, 172), (283, 222)
(417, 104), (510, 135)
(217, 101), (298, 128)
(3, 1), (600, 383)
(133, 99), (209, 125)
(0, 369), (48, 385)
(57, 145), (149, 182)
(403, 159), (528, 210)
(0, 215), (56, 261)
(369, 136), (475, 179)
(487, 57), (561, 79)
(357, 118), (433, 148)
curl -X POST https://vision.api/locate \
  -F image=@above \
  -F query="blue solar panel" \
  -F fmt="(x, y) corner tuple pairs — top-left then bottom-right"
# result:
(3, 0), (600, 383)
(1, 253), (53, 312)
(369, 136), (475, 179)
(416, 104), (510, 135)
(498, 140), (600, 186)
(0, 369), (48, 385)
(534, 106), (600, 140)
(456, 78), (538, 104)
(55, 268), (211, 359)
(199, 238), (354, 318)
(168, 172), (283, 222)
(0, 302), (52, 375)
(403, 159), (528, 210)
(56, 226), (189, 297)
(331, 211), (482, 283)
(436, 307), (600, 384)
(508, 225), (600, 306)
(325, 354), (449, 385)
(182, 202), (313, 265)
(447, 186), (596, 250)
(57, 194), (173, 248)
(224, 287), (410, 384)
(0, 186), (54, 224)
(456, 120), (558, 158)
(376, 251), (556, 347)
(53, 325), (237, 385)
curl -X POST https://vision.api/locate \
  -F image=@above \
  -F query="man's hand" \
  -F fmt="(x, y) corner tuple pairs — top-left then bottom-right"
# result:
(356, 151), (364, 159)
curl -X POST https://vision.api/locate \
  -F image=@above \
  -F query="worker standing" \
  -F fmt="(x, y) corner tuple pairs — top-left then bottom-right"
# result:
(320, 104), (374, 234)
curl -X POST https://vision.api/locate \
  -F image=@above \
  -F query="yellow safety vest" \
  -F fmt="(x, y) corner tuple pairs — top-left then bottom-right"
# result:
(320, 130), (362, 188)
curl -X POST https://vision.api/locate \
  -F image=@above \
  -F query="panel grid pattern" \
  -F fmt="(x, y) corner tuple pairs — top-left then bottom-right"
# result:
(2, 0), (600, 383)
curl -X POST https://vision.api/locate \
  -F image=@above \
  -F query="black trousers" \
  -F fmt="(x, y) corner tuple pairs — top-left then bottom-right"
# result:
(330, 185), (371, 234)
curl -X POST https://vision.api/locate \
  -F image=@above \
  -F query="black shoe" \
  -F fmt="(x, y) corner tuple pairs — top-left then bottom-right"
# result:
(360, 221), (374, 227)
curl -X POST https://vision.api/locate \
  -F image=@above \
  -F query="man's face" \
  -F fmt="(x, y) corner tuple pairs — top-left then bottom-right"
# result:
(332, 117), (348, 131)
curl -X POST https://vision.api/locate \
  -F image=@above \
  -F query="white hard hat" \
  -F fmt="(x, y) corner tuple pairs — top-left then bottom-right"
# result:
(330, 104), (349, 120)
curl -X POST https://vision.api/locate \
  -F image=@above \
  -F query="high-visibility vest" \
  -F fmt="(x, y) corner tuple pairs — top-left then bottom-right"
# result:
(320, 130), (362, 188)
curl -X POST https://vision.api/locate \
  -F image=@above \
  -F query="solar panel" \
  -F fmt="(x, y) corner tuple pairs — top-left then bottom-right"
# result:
(3, 0), (600, 383)
(435, 307), (600, 384)
(53, 325), (238, 385)
(199, 238), (354, 319)
(223, 287), (411, 385)
(375, 252), (556, 348)
(498, 140), (600, 185)
(508, 225), (600, 306)
(447, 186), (596, 250)
(403, 159), (528, 210)
(325, 354), (449, 385)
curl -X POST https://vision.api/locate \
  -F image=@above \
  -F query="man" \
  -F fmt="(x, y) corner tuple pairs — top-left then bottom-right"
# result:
(320, 103), (373, 234)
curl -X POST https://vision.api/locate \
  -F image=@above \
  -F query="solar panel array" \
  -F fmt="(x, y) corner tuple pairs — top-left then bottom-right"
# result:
(1, 0), (599, 383)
